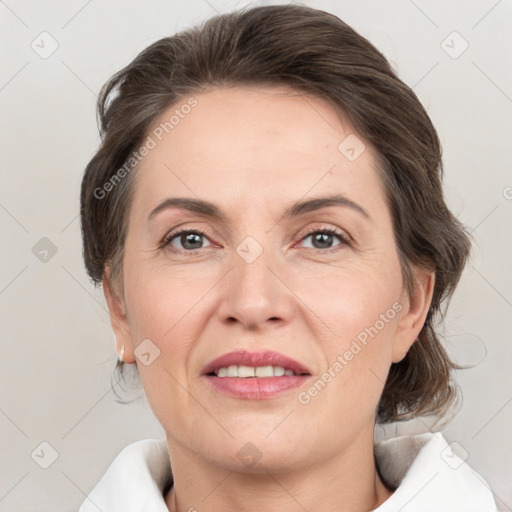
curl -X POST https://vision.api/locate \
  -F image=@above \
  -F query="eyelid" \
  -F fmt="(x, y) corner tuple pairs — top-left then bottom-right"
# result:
(161, 222), (352, 256)
(299, 224), (351, 241)
(294, 225), (352, 249)
(161, 226), (216, 252)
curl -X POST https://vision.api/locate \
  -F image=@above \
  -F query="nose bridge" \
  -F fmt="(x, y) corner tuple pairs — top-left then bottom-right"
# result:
(219, 234), (292, 328)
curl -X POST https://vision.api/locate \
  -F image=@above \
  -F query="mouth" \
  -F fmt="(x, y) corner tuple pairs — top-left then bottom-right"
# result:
(210, 365), (307, 377)
(202, 349), (311, 377)
(201, 350), (312, 400)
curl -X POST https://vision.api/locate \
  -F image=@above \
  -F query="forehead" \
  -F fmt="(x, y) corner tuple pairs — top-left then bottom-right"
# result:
(131, 85), (384, 219)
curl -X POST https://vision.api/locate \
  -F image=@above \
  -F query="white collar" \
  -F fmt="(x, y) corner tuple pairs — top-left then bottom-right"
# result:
(79, 432), (496, 511)
(373, 432), (496, 511)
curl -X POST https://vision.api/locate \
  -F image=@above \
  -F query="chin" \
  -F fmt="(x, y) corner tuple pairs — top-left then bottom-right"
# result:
(199, 426), (312, 473)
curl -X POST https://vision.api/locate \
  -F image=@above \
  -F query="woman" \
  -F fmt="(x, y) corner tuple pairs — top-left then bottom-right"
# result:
(78, 4), (497, 511)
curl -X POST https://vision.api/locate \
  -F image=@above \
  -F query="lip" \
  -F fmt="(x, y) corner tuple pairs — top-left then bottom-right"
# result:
(201, 350), (312, 400)
(201, 350), (311, 376)
(205, 375), (310, 399)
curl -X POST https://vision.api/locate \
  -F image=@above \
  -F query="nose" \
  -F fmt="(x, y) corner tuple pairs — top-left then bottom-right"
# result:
(216, 242), (295, 331)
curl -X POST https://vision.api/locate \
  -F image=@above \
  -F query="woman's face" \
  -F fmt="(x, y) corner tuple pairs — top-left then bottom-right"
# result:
(107, 86), (429, 472)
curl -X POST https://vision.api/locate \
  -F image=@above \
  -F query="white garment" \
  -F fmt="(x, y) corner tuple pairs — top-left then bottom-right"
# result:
(79, 432), (497, 512)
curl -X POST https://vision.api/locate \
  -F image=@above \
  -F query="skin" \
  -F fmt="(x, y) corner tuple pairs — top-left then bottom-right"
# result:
(103, 85), (434, 512)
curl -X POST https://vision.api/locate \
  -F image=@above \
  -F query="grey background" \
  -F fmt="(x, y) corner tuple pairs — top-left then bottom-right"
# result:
(1, 0), (511, 510)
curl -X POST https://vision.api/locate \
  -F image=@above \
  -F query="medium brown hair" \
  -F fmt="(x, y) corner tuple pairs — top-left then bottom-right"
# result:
(80, 4), (471, 422)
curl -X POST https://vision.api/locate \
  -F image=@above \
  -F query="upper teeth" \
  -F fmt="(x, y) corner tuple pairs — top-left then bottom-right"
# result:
(216, 365), (296, 377)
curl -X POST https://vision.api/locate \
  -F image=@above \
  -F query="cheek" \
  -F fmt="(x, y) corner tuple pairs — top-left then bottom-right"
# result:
(292, 254), (403, 339)
(292, 259), (402, 407)
(123, 260), (219, 358)
(121, 266), (214, 429)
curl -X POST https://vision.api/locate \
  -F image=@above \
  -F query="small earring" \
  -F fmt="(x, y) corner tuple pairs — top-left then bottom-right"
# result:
(119, 345), (125, 363)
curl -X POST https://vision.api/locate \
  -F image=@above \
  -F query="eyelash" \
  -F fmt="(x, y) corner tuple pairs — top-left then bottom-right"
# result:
(161, 226), (351, 255)
(299, 226), (351, 253)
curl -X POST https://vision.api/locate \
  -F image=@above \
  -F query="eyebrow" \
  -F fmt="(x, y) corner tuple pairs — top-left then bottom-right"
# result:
(147, 194), (369, 224)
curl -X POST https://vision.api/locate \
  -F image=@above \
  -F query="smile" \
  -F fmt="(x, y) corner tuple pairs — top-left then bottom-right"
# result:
(214, 365), (302, 377)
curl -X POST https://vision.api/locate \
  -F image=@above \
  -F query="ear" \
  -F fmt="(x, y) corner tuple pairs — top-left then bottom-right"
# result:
(102, 268), (135, 363)
(392, 268), (435, 363)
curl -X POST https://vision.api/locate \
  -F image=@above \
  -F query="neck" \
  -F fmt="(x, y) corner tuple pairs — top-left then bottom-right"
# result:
(164, 426), (393, 512)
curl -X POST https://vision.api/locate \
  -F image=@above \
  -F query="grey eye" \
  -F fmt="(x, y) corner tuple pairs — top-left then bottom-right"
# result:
(167, 230), (212, 251)
(300, 230), (344, 250)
